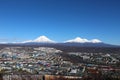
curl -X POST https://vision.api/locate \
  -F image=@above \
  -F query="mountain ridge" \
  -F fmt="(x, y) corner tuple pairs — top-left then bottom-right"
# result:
(0, 36), (119, 48)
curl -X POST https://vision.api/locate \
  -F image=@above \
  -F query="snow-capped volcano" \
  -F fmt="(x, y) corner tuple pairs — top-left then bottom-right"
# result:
(65, 37), (102, 43)
(22, 36), (101, 43)
(34, 36), (54, 42)
(23, 36), (55, 43)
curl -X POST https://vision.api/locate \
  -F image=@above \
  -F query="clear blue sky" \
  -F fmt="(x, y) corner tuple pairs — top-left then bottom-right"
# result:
(0, 0), (120, 45)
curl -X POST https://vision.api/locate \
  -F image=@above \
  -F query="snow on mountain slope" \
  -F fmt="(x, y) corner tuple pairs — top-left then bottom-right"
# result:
(23, 36), (55, 43)
(65, 37), (102, 43)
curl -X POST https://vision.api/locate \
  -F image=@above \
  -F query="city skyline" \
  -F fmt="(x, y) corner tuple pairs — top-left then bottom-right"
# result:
(0, 0), (120, 45)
